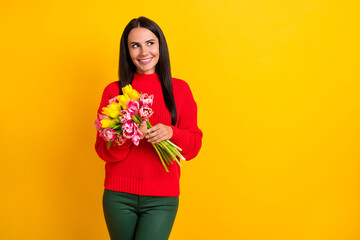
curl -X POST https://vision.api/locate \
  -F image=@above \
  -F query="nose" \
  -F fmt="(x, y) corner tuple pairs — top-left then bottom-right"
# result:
(139, 46), (149, 56)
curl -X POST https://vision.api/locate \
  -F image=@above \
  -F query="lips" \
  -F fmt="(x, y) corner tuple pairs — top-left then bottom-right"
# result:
(138, 57), (153, 65)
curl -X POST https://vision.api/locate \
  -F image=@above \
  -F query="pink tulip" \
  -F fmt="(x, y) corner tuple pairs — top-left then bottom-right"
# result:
(131, 129), (143, 146)
(109, 96), (119, 104)
(122, 122), (138, 139)
(139, 93), (154, 107)
(119, 109), (132, 123)
(126, 99), (140, 115)
(94, 114), (107, 131)
(115, 134), (127, 146)
(100, 128), (116, 141)
(139, 106), (154, 120)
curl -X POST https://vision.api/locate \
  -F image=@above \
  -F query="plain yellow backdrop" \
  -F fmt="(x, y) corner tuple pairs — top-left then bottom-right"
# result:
(1, 0), (360, 239)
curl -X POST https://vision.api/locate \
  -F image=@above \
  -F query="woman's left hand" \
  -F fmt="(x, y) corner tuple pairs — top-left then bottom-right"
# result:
(146, 123), (173, 144)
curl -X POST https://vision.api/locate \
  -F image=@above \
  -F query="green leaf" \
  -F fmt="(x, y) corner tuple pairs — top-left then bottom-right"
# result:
(107, 141), (112, 149)
(132, 115), (140, 124)
(113, 125), (122, 130)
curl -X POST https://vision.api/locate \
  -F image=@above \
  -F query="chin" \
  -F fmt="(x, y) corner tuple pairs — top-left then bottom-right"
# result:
(139, 67), (155, 74)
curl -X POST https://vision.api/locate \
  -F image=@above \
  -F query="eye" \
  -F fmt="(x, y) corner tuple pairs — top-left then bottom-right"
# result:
(147, 42), (154, 46)
(131, 44), (138, 48)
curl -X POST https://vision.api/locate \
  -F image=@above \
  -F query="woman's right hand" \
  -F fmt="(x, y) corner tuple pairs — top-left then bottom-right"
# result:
(139, 120), (148, 140)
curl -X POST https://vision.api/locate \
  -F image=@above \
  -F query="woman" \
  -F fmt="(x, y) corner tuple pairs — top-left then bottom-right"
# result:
(95, 16), (203, 240)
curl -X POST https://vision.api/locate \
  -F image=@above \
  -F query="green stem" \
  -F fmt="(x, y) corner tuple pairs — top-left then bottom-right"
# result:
(166, 140), (183, 151)
(146, 120), (153, 129)
(146, 119), (183, 169)
(168, 142), (186, 160)
(158, 144), (172, 165)
(159, 141), (182, 167)
(152, 143), (168, 172)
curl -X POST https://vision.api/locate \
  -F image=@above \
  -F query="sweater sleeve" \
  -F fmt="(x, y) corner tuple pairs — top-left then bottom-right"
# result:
(94, 83), (133, 163)
(170, 82), (203, 161)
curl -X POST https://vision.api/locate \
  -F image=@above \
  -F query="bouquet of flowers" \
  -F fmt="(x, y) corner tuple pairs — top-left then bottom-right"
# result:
(94, 84), (185, 172)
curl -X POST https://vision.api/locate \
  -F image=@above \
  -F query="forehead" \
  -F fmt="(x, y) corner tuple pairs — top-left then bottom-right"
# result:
(128, 27), (158, 43)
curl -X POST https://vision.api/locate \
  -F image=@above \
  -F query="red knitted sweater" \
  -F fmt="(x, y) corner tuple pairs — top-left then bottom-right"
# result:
(95, 72), (203, 197)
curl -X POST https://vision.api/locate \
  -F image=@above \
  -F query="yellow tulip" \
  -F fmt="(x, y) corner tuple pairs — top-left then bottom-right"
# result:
(117, 94), (130, 109)
(100, 117), (117, 128)
(102, 102), (121, 118)
(122, 85), (133, 95)
(122, 84), (140, 101)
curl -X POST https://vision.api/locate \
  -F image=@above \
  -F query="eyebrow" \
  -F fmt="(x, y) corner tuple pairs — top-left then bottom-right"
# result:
(129, 39), (156, 44)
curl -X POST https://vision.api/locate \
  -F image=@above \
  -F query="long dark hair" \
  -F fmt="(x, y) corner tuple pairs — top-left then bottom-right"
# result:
(118, 16), (177, 126)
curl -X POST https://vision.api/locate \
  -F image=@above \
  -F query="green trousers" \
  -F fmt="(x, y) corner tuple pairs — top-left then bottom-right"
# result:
(102, 188), (179, 240)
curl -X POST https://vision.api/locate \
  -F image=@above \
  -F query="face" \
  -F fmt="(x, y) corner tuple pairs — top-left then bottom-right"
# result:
(127, 27), (160, 74)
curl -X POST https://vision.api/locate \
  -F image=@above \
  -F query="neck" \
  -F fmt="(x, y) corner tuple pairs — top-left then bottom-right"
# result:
(134, 72), (158, 76)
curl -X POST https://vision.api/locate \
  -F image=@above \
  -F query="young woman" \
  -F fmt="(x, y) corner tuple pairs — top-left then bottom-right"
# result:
(95, 16), (203, 240)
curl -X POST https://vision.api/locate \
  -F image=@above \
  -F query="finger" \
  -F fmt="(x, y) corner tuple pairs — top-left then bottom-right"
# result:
(148, 129), (168, 142)
(148, 132), (167, 143)
(147, 124), (162, 133)
(146, 131), (156, 139)
(146, 127), (163, 139)
(147, 131), (163, 141)
(139, 122), (148, 140)
(147, 124), (159, 132)
(140, 123), (147, 131)
(139, 121), (147, 128)
(140, 130), (146, 139)
(146, 128), (166, 139)
(147, 128), (165, 140)
(152, 135), (168, 144)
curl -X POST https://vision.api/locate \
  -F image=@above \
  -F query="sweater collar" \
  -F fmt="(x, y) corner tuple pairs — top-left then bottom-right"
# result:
(133, 72), (160, 84)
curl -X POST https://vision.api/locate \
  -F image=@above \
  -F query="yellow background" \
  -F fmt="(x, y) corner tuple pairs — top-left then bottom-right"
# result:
(1, 0), (359, 239)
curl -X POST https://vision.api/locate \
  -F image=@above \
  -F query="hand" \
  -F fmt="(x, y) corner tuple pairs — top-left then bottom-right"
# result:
(146, 123), (173, 144)
(139, 120), (148, 140)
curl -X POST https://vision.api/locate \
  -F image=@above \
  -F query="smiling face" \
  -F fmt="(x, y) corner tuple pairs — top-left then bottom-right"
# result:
(127, 27), (160, 74)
